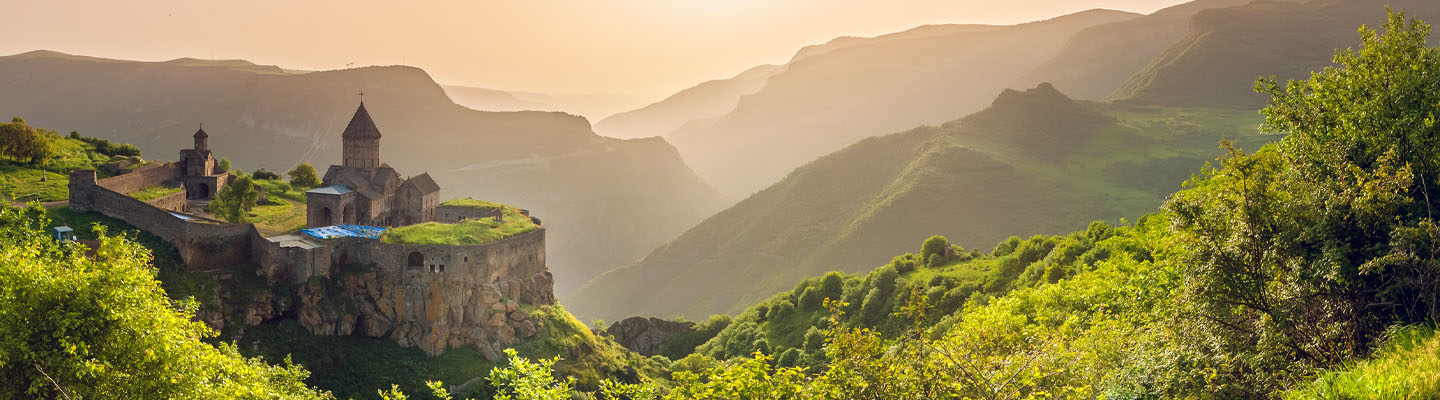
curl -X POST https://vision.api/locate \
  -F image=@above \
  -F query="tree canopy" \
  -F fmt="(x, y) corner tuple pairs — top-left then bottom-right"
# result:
(0, 204), (330, 399)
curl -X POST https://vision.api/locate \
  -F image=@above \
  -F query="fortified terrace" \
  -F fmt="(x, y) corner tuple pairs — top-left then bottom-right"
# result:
(66, 102), (555, 358)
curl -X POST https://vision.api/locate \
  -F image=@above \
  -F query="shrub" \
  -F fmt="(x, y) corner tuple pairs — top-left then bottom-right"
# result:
(252, 168), (281, 180)
(921, 235), (949, 265)
(992, 235), (1021, 257)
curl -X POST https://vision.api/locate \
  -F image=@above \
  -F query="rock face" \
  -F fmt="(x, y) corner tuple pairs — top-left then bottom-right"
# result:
(605, 317), (695, 356)
(246, 229), (554, 358)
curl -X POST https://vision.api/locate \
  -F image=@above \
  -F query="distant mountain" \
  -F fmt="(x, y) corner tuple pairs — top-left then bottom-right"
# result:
(441, 85), (659, 122)
(593, 65), (784, 139)
(441, 85), (562, 113)
(0, 50), (726, 294)
(1019, 0), (1256, 100)
(565, 83), (1270, 321)
(591, 23), (1007, 140)
(664, 9), (1141, 198)
(1110, 0), (1440, 108)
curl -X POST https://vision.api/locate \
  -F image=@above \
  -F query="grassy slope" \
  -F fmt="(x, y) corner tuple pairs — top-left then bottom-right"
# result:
(0, 135), (115, 202)
(1285, 326), (1440, 399)
(1110, 0), (1440, 109)
(1020, 0), (1254, 100)
(567, 83), (1269, 322)
(251, 179), (308, 234)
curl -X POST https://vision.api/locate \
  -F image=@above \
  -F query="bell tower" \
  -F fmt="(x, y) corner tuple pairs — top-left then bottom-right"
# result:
(193, 125), (208, 152)
(341, 102), (382, 169)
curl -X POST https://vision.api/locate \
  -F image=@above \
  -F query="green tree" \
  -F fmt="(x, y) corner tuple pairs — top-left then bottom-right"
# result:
(0, 204), (330, 399)
(209, 174), (261, 223)
(487, 349), (571, 400)
(288, 163), (321, 188)
(920, 235), (949, 266)
(1164, 11), (1440, 395)
(217, 158), (231, 172)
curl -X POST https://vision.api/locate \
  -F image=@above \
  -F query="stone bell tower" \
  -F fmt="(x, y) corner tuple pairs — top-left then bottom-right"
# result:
(341, 102), (382, 169)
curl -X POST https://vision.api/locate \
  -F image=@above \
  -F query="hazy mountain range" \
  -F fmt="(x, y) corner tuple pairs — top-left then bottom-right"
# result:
(564, 0), (1440, 320)
(0, 50), (725, 294)
(567, 84), (1268, 320)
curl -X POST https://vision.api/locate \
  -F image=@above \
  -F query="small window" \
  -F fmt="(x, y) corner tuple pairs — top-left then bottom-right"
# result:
(439, 264), (446, 273)
(429, 265), (435, 273)
(463, 256), (468, 262)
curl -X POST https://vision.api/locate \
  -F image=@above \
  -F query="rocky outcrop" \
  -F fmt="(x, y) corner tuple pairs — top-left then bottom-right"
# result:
(605, 317), (695, 356)
(285, 230), (555, 358)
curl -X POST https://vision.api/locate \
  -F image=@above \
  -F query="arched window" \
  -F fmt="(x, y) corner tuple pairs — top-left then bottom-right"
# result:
(342, 204), (354, 225)
(320, 207), (333, 226)
(407, 252), (424, 268)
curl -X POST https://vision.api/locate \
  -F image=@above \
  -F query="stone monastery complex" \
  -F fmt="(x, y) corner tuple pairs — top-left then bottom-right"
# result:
(66, 103), (555, 358)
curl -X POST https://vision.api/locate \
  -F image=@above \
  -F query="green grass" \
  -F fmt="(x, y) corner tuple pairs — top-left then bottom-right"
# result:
(439, 197), (501, 209)
(250, 179), (309, 234)
(129, 185), (182, 202)
(0, 136), (125, 203)
(0, 163), (69, 202)
(382, 205), (539, 245)
(1285, 325), (1440, 400)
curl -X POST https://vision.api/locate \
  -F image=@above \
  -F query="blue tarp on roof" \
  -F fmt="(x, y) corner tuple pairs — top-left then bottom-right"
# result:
(300, 224), (387, 240)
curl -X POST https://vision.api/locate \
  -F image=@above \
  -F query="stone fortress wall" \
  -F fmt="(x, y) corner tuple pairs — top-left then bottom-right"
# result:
(68, 168), (554, 358)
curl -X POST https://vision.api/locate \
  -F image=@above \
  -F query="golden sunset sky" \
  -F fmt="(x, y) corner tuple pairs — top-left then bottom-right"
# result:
(4, 1), (1186, 104)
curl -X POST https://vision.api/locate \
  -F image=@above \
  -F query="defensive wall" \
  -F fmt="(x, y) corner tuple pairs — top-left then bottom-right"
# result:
(68, 168), (554, 357)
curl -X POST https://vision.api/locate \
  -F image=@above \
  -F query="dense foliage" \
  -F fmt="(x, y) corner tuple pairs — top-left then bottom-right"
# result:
(385, 11), (1440, 399)
(208, 172), (262, 223)
(0, 117), (55, 165)
(0, 204), (330, 399)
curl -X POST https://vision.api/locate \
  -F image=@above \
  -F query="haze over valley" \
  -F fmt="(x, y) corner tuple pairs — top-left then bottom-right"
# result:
(6, 0), (1440, 398)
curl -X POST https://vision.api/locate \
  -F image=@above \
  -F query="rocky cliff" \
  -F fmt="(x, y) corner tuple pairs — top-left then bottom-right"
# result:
(604, 317), (696, 357)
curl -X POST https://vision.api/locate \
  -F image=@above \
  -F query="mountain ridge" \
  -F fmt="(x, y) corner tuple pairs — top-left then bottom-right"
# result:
(0, 50), (725, 294)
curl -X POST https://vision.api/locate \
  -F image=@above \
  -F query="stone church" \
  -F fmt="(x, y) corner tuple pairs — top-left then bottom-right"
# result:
(178, 127), (230, 200)
(306, 102), (441, 227)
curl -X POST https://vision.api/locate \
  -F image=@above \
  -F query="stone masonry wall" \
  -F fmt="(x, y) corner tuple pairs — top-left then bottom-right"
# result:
(147, 189), (189, 213)
(71, 169), (556, 359)
(96, 163), (182, 194)
(435, 205), (501, 223)
(69, 170), (255, 270)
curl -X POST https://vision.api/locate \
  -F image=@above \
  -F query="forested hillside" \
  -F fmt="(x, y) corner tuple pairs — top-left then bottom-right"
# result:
(568, 82), (1267, 322)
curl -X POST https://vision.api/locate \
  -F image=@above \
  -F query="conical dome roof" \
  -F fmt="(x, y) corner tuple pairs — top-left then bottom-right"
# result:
(193, 127), (208, 139)
(341, 102), (382, 139)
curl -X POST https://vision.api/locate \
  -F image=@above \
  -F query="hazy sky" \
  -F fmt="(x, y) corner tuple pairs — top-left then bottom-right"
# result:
(5, 1), (1187, 98)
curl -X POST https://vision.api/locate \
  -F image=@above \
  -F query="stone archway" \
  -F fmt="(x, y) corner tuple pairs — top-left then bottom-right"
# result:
(407, 252), (424, 269)
(320, 207), (333, 226)
(342, 204), (354, 225)
(190, 182), (209, 200)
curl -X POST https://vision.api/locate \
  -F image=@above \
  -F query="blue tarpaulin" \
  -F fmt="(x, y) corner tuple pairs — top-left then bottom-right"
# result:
(300, 225), (387, 240)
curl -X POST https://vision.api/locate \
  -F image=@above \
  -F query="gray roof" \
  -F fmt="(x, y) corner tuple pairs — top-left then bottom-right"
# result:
(306, 185), (354, 195)
(341, 102), (382, 139)
(403, 173), (441, 194)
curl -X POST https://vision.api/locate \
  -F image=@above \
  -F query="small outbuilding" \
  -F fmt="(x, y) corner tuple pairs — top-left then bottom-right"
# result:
(51, 226), (76, 243)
